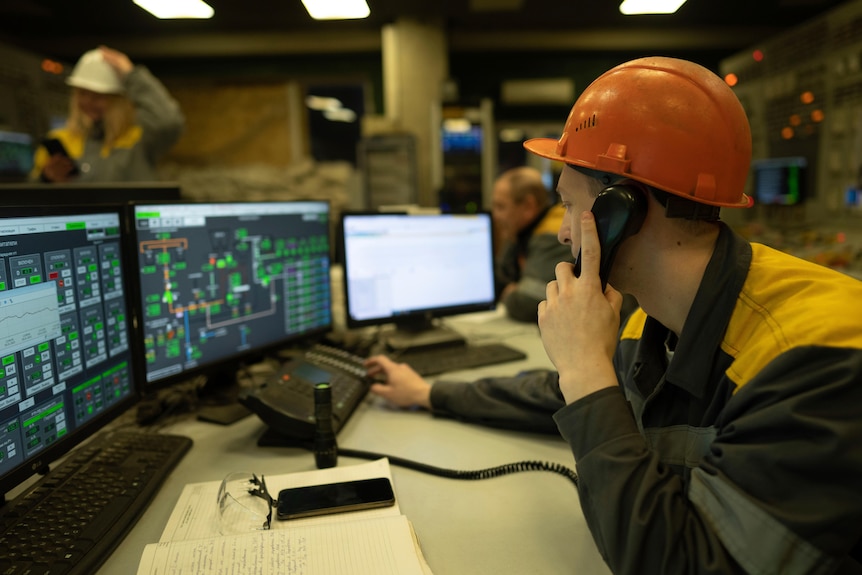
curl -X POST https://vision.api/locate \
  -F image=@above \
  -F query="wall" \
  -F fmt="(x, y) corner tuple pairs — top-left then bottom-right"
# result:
(720, 0), (862, 275)
(0, 43), (68, 138)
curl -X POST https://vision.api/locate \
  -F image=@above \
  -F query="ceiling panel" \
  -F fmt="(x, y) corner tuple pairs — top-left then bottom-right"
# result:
(0, 0), (849, 61)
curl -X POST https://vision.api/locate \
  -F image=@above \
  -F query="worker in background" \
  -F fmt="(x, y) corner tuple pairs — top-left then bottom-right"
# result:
(492, 166), (572, 322)
(367, 56), (862, 573)
(32, 45), (184, 183)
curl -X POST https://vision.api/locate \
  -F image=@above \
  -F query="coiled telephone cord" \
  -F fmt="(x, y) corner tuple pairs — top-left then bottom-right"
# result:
(337, 447), (578, 488)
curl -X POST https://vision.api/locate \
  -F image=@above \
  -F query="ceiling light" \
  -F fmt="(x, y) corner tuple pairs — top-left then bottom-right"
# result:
(306, 95), (343, 111)
(323, 108), (357, 122)
(301, 0), (370, 20)
(134, 0), (214, 19)
(619, 0), (687, 15)
(442, 118), (473, 133)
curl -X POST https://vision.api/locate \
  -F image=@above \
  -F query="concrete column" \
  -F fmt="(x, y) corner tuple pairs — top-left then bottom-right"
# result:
(382, 18), (448, 206)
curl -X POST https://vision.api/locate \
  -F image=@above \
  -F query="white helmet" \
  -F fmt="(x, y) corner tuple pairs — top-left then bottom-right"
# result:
(66, 49), (124, 94)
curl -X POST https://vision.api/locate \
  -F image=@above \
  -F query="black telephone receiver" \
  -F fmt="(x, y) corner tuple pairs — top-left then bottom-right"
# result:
(573, 183), (648, 290)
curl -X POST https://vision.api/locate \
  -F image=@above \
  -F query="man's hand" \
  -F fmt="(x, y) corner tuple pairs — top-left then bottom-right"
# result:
(538, 211), (621, 404)
(364, 355), (432, 409)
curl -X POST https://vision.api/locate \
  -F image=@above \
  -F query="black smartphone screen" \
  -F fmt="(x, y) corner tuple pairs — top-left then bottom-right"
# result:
(276, 477), (395, 520)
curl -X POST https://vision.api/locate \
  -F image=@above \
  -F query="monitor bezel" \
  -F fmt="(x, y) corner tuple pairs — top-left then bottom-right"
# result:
(339, 210), (498, 331)
(0, 181), (182, 205)
(0, 203), (141, 498)
(126, 199), (334, 393)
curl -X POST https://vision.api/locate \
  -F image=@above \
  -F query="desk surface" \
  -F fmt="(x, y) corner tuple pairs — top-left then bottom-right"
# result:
(96, 310), (611, 575)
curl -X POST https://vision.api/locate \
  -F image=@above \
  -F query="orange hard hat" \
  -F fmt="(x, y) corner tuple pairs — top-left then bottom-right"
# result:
(524, 57), (752, 208)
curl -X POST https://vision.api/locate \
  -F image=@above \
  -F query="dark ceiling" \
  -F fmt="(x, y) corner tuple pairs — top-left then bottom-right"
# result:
(0, 0), (849, 63)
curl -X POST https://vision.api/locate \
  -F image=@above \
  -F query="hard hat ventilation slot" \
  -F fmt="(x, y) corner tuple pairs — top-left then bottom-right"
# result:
(575, 114), (596, 132)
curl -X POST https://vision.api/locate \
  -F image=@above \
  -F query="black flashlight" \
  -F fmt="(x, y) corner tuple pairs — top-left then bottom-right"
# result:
(313, 382), (337, 469)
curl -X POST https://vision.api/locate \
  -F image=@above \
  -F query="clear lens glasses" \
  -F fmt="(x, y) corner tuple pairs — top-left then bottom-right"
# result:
(217, 472), (273, 535)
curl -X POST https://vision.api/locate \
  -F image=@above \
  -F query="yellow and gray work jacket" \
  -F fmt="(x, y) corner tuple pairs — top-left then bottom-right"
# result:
(555, 223), (862, 574)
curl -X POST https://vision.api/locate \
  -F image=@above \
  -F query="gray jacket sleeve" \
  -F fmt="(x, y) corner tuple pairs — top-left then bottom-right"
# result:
(428, 369), (565, 433)
(554, 347), (862, 575)
(124, 66), (185, 161)
(502, 234), (572, 323)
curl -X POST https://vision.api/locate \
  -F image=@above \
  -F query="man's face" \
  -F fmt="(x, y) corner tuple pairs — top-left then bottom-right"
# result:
(492, 180), (534, 240)
(491, 181), (520, 239)
(556, 166), (600, 259)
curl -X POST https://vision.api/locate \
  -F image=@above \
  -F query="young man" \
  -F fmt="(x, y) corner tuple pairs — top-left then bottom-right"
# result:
(492, 166), (572, 322)
(528, 56), (862, 574)
(368, 56), (862, 573)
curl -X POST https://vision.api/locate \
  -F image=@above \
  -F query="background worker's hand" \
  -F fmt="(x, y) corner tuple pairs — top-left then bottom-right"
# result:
(364, 355), (432, 409)
(99, 45), (134, 77)
(41, 153), (78, 182)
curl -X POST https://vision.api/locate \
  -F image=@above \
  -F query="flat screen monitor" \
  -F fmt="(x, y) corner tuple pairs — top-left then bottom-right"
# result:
(752, 156), (807, 206)
(129, 201), (332, 390)
(0, 182), (182, 205)
(0, 205), (138, 497)
(0, 130), (34, 183)
(340, 211), (496, 350)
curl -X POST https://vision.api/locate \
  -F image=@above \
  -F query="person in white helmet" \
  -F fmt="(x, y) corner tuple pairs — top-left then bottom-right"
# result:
(366, 56), (862, 573)
(31, 45), (184, 183)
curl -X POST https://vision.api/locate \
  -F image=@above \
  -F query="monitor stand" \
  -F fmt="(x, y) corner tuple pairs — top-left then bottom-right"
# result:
(383, 320), (466, 353)
(195, 367), (253, 425)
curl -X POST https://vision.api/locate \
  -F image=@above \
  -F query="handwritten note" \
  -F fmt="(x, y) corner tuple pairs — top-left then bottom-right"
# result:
(141, 459), (433, 574)
(138, 515), (427, 575)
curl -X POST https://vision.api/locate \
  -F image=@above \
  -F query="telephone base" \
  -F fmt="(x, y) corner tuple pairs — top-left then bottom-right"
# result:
(256, 427), (313, 449)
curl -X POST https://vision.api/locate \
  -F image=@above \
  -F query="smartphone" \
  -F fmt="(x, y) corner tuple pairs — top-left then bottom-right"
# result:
(276, 477), (395, 520)
(41, 138), (81, 175)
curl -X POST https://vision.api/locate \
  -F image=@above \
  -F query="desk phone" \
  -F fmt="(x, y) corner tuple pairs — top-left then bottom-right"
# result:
(239, 344), (371, 444)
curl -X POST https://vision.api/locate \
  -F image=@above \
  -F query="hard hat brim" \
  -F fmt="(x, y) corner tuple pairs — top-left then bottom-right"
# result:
(66, 76), (124, 95)
(525, 136), (753, 208)
(523, 137), (565, 163)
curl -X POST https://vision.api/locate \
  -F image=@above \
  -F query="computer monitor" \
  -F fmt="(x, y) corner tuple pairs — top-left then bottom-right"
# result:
(0, 205), (139, 498)
(129, 200), (332, 392)
(0, 182), (182, 204)
(752, 156), (807, 206)
(0, 130), (34, 183)
(340, 211), (496, 351)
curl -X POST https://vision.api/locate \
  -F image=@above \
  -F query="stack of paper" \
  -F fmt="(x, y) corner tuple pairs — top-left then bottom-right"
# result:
(136, 458), (433, 575)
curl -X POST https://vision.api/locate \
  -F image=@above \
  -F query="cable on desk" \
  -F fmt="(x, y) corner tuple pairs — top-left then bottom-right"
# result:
(307, 378), (578, 488)
(336, 447), (579, 488)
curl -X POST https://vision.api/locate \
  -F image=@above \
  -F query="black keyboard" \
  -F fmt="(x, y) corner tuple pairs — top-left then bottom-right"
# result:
(395, 342), (527, 376)
(0, 430), (192, 575)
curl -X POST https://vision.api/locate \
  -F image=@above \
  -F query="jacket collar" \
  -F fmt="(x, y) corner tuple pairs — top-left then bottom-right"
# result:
(646, 223), (752, 398)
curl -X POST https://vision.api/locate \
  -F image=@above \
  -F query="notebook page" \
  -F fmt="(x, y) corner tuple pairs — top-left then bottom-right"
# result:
(139, 515), (428, 575)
